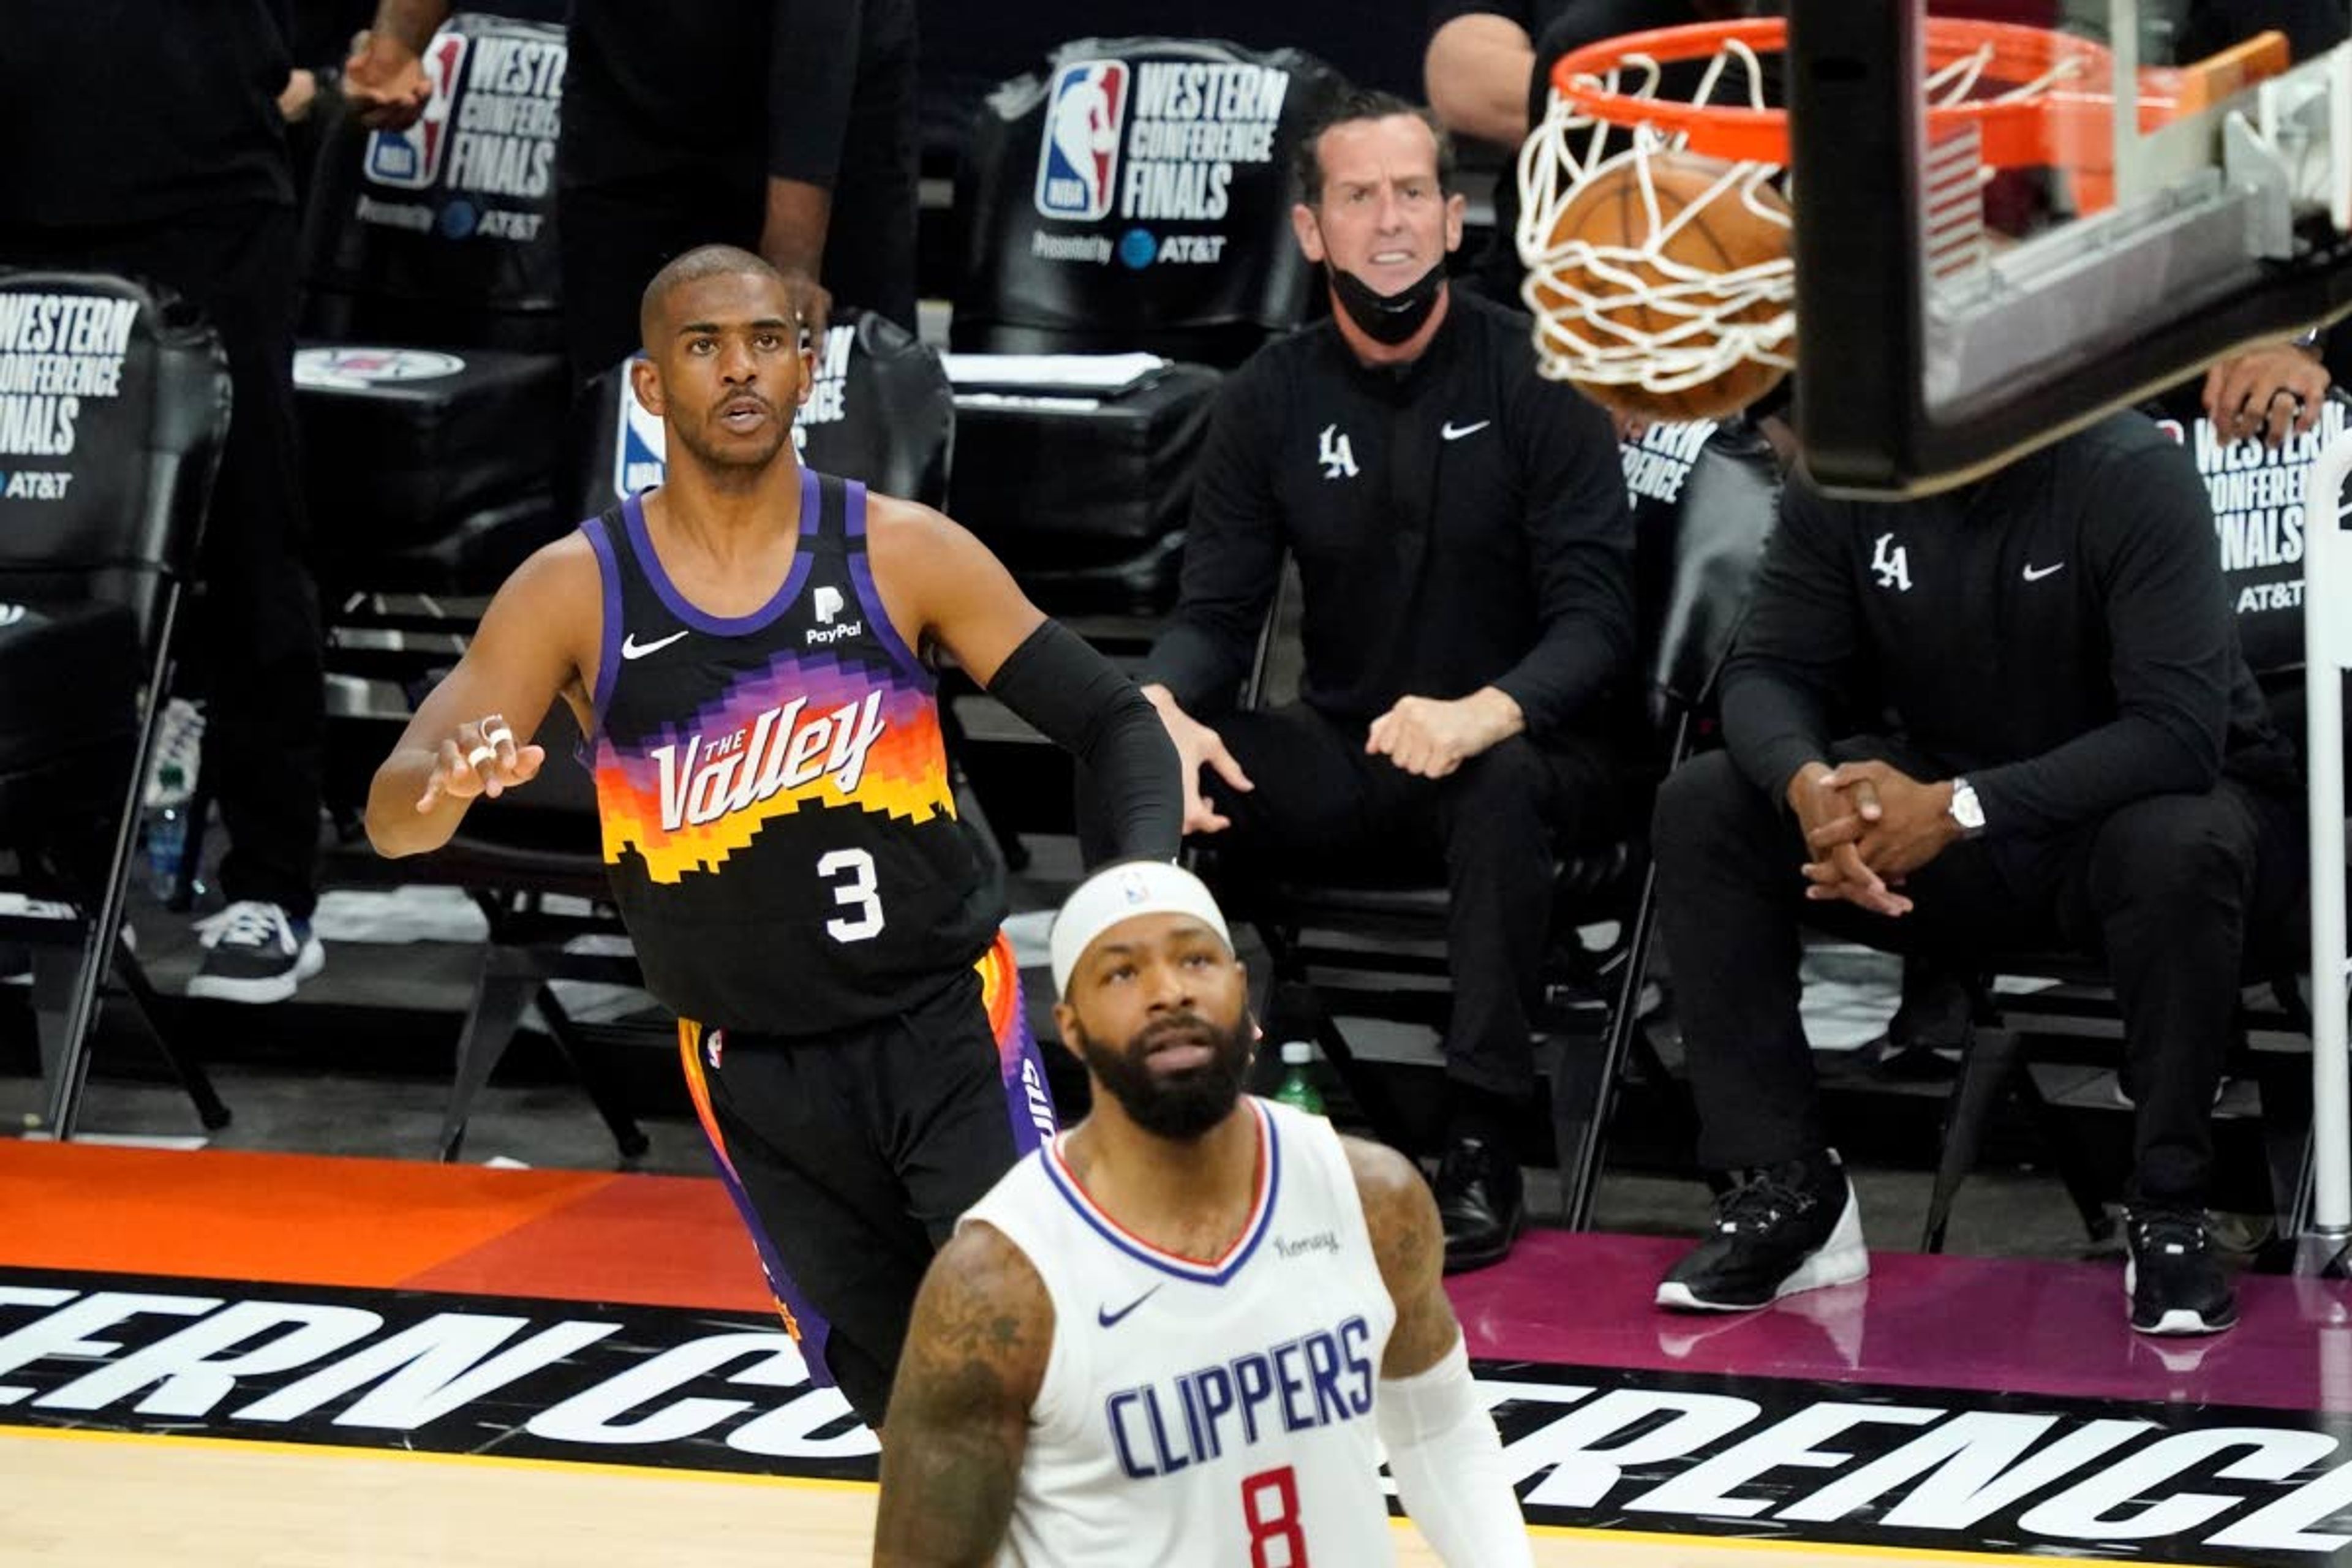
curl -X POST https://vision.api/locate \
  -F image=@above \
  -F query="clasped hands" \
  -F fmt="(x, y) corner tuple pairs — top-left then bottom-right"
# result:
(1784, 760), (1962, 918)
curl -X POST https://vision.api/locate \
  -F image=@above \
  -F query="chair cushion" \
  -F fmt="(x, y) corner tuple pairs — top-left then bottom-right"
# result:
(948, 363), (1219, 570)
(0, 596), (138, 780)
(295, 344), (567, 564)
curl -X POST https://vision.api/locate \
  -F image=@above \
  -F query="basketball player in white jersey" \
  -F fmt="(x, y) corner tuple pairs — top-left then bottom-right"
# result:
(871, 861), (1532, 1566)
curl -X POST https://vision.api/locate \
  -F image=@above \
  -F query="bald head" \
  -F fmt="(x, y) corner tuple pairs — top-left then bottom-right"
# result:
(639, 245), (798, 351)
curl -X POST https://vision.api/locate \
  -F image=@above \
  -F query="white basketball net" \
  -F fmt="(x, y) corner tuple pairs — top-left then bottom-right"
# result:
(1517, 35), (2089, 402)
(1516, 41), (1795, 402)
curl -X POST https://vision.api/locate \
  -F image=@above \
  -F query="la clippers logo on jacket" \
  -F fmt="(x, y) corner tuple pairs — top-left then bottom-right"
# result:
(1036, 61), (1130, 221)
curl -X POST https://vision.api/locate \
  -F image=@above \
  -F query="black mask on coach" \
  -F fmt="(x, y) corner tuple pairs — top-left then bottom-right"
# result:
(1325, 260), (1447, 345)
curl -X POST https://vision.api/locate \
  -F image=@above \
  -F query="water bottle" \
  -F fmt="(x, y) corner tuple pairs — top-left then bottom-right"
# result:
(1272, 1040), (1326, 1117)
(145, 762), (190, 899)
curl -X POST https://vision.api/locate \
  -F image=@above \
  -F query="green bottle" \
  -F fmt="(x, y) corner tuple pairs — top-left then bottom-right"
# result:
(1272, 1041), (1326, 1117)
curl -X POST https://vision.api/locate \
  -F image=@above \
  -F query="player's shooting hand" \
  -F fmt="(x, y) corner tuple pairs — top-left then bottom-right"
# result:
(1365, 692), (1518, 780)
(343, 29), (432, 130)
(417, 712), (544, 811)
(1141, 685), (1253, 835)
(1826, 759), (1959, 882)
(1785, 761), (1912, 918)
(2204, 339), (2329, 449)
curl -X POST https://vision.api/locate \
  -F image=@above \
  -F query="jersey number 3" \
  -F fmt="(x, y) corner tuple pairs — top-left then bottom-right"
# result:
(818, 848), (885, 943)
(1241, 1466), (1309, 1568)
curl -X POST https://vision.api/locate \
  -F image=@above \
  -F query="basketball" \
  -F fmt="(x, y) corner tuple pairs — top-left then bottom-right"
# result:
(1527, 151), (1793, 423)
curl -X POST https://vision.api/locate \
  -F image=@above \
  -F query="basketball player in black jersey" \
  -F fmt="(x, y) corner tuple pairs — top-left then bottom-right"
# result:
(365, 246), (1182, 1428)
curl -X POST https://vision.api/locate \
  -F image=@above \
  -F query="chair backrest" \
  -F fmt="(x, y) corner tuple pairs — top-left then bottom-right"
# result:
(570, 307), (955, 519)
(2152, 389), (2350, 685)
(299, 10), (568, 355)
(1623, 417), (1784, 739)
(0, 270), (231, 644)
(951, 37), (1348, 368)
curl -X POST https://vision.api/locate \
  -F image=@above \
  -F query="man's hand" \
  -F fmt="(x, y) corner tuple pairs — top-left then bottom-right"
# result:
(1785, 762), (1912, 918)
(1140, 685), (1253, 834)
(2204, 339), (2330, 449)
(782, 270), (832, 350)
(343, 29), (432, 129)
(1823, 759), (1960, 881)
(278, 68), (320, 123)
(1365, 690), (1522, 780)
(416, 712), (545, 811)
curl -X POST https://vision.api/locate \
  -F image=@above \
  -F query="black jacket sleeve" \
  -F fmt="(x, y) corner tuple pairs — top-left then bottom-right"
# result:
(1488, 376), (1637, 740)
(1970, 440), (2234, 837)
(1139, 361), (1287, 712)
(1719, 475), (1860, 800)
(767, 0), (860, 188)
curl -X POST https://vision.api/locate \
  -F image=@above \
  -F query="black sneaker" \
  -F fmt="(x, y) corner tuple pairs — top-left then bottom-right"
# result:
(1434, 1137), (1525, 1275)
(187, 901), (323, 1004)
(2124, 1207), (2237, 1335)
(1656, 1151), (1869, 1311)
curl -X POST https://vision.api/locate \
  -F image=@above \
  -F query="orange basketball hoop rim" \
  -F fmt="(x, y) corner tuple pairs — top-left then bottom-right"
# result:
(1548, 17), (2289, 182)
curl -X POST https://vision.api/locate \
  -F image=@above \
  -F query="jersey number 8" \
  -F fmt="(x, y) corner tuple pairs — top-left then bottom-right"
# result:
(817, 848), (886, 943)
(1241, 1466), (1309, 1568)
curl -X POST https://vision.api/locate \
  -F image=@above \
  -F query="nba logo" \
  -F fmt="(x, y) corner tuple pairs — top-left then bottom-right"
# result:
(363, 32), (470, 190)
(611, 359), (668, 501)
(1035, 61), (1129, 222)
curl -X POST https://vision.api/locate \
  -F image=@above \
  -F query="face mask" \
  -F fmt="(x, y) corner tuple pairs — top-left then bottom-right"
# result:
(1325, 260), (1446, 344)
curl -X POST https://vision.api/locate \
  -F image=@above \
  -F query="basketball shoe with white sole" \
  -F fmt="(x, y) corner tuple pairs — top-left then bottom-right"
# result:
(1657, 1149), (1869, 1312)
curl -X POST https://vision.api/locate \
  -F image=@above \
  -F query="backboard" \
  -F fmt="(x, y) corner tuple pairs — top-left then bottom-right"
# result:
(1789, 0), (2352, 494)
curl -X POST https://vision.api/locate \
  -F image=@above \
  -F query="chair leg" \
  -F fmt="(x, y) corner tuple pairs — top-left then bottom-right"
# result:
(535, 983), (650, 1163)
(1310, 1012), (1419, 1154)
(1921, 1026), (2026, 1254)
(1563, 859), (1662, 1231)
(438, 945), (545, 1163)
(2014, 1059), (2114, 1245)
(2254, 1050), (2315, 1245)
(111, 928), (230, 1131)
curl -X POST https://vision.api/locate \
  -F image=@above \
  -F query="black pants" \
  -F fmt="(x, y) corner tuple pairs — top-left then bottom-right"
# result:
(1653, 742), (2307, 1207)
(0, 206), (323, 918)
(680, 935), (1047, 1428)
(1177, 703), (1619, 1105)
(557, 23), (920, 385)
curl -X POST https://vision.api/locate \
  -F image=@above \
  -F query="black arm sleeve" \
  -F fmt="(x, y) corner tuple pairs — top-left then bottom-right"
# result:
(1139, 364), (1287, 711)
(767, 0), (861, 188)
(1489, 372), (1637, 739)
(1719, 477), (1861, 800)
(987, 620), (1184, 862)
(1970, 442), (2233, 837)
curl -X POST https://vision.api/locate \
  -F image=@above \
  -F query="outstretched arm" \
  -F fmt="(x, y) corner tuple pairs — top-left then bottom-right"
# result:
(364, 537), (595, 859)
(872, 1221), (1053, 1567)
(867, 499), (1183, 861)
(1347, 1139), (1533, 1568)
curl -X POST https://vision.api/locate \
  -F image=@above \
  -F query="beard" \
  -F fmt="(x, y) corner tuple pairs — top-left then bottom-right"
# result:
(1074, 1009), (1253, 1141)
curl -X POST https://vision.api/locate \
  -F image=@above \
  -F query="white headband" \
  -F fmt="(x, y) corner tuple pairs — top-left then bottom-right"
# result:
(1049, 861), (1233, 997)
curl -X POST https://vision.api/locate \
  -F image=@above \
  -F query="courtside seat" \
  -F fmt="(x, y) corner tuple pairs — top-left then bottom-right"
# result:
(0, 268), (233, 1136)
(944, 37), (1348, 616)
(294, 10), (573, 596)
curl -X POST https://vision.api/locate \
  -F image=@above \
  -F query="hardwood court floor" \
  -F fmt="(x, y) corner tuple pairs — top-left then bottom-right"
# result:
(0, 1427), (2115, 1568)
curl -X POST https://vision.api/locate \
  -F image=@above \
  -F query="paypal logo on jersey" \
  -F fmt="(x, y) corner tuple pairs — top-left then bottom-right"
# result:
(612, 359), (668, 501)
(1035, 61), (1130, 222)
(1105, 1316), (1374, 1481)
(364, 32), (470, 189)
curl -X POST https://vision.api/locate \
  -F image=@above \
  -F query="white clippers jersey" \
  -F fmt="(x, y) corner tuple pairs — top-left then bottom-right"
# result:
(960, 1097), (1400, 1568)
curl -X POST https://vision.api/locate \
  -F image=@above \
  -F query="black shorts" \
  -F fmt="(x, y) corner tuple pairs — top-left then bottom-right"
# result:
(678, 930), (1055, 1428)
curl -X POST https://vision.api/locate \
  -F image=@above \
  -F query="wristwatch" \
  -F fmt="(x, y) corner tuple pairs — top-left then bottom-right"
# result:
(1948, 777), (1986, 840)
(2293, 326), (2324, 352)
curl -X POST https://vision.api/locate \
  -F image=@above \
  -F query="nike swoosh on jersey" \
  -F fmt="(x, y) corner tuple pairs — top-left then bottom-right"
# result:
(1441, 420), (1491, 441)
(1096, 1283), (1164, 1328)
(621, 629), (690, 660)
(2022, 563), (2066, 582)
